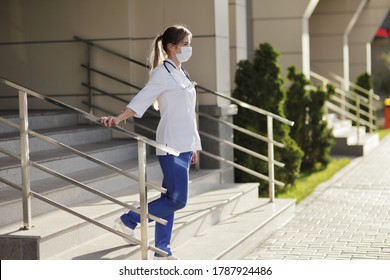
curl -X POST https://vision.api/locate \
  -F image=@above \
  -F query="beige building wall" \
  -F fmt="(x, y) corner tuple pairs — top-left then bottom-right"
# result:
(310, 0), (390, 84)
(310, 0), (359, 78)
(0, 0), (134, 111)
(249, 0), (316, 78)
(0, 0), (235, 174)
(0, 0), (232, 111)
(1, 0), (388, 111)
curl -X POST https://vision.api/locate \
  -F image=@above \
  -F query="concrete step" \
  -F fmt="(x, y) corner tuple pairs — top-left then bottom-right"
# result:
(140, 182), (261, 259)
(0, 110), (78, 134)
(45, 184), (295, 260)
(0, 109), (296, 261)
(0, 124), (111, 158)
(331, 119), (352, 133)
(328, 115), (379, 157)
(0, 152), (161, 227)
(333, 126), (366, 140)
(0, 169), (223, 259)
(331, 132), (380, 157)
(0, 139), (141, 191)
(174, 198), (296, 260)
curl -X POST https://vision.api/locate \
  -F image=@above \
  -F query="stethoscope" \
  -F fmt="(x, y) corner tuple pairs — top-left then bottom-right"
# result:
(163, 60), (197, 90)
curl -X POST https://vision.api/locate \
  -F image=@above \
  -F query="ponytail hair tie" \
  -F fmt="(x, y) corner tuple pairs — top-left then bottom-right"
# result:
(157, 34), (163, 41)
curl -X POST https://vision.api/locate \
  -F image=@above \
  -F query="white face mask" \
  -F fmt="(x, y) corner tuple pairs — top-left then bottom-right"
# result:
(176, 46), (192, 63)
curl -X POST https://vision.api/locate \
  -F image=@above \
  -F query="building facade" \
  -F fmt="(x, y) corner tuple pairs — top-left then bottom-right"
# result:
(0, 0), (389, 172)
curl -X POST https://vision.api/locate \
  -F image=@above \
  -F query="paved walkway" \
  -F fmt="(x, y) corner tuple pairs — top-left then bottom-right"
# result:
(245, 134), (390, 260)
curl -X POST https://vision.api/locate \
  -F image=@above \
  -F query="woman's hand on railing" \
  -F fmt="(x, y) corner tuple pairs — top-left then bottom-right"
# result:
(100, 107), (136, 127)
(100, 116), (120, 127)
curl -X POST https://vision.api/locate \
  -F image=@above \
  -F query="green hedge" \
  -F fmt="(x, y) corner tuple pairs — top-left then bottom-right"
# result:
(232, 43), (303, 194)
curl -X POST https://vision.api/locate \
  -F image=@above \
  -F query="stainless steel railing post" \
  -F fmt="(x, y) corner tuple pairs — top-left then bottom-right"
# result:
(138, 140), (149, 260)
(368, 89), (374, 133)
(87, 44), (93, 115)
(19, 90), (32, 229)
(267, 115), (275, 202)
(356, 96), (361, 144)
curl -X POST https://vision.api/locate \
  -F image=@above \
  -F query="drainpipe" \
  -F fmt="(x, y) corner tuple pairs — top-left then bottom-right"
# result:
(302, 0), (319, 79)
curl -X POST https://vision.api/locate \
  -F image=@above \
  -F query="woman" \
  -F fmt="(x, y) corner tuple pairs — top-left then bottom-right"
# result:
(100, 25), (201, 260)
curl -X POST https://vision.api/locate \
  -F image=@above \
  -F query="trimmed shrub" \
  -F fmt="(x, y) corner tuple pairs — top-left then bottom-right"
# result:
(232, 43), (303, 194)
(285, 66), (335, 172)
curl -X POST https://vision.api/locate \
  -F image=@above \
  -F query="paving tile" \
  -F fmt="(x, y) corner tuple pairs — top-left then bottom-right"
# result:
(244, 135), (390, 260)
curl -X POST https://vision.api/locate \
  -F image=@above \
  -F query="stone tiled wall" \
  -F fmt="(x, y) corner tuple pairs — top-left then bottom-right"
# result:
(0, 236), (40, 260)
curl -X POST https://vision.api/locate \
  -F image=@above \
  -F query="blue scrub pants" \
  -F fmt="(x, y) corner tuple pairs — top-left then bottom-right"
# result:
(120, 151), (193, 257)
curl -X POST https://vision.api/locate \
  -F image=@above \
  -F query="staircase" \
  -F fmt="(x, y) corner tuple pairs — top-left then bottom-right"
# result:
(327, 114), (379, 157)
(309, 71), (380, 157)
(0, 110), (295, 260)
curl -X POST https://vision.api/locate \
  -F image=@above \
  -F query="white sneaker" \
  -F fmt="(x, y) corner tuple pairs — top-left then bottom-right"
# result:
(153, 254), (179, 260)
(114, 218), (137, 245)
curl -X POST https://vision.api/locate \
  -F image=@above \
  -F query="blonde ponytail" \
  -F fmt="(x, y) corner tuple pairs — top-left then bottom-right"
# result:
(149, 35), (164, 110)
(149, 35), (164, 70)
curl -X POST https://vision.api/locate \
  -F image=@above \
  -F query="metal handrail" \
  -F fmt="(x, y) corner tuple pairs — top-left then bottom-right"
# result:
(197, 112), (285, 148)
(0, 176), (166, 256)
(83, 81), (286, 164)
(81, 100), (158, 135)
(87, 93), (288, 169)
(124, 97), (288, 155)
(83, 81), (286, 149)
(1, 78), (178, 155)
(0, 115), (166, 194)
(0, 146), (166, 224)
(75, 36), (295, 201)
(198, 130), (285, 168)
(310, 71), (375, 104)
(310, 71), (378, 136)
(196, 85), (294, 126)
(81, 83), (133, 103)
(325, 102), (374, 128)
(330, 72), (380, 101)
(87, 102), (288, 187)
(74, 35), (294, 126)
(81, 64), (142, 91)
(307, 84), (372, 115)
(200, 150), (285, 187)
(329, 72), (379, 135)
(0, 76), (180, 259)
(74, 36), (149, 68)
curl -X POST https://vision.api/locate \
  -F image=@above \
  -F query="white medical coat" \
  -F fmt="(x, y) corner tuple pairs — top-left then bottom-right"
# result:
(126, 59), (202, 156)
